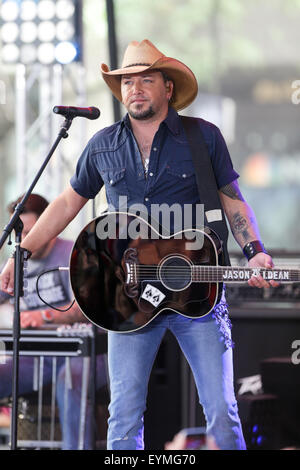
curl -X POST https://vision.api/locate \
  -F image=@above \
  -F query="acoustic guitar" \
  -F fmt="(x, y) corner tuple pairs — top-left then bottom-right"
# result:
(69, 212), (300, 333)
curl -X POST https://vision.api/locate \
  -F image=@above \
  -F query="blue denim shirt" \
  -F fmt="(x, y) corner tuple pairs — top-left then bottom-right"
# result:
(70, 107), (238, 218)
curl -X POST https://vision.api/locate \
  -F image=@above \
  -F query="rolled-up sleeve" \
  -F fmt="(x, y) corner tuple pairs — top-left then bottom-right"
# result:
(70, 144), (104, 199)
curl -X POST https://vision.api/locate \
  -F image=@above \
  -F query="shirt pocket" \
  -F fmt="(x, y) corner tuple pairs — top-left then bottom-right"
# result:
(166, 159), (195, 179)
(100, 168), (129, 206)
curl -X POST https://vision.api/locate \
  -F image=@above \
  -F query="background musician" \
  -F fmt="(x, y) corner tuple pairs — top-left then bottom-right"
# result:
(0, 194), (108, 450)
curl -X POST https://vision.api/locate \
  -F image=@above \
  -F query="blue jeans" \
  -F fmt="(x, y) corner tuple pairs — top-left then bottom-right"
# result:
(107, 310), (246, 450)
(0, 355), (107, 450)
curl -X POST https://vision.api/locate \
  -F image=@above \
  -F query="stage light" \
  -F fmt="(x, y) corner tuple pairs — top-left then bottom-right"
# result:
(0, 0), (82, 65)
(38, 0), (56, 20)
(2, 43), (19, 63)
(1, 22), (19, 43)
(20, 1), (38, 21)
(56, 20), (75, 41)
(20, 44), (37, 64)
(1, 1), (19, 22)
(38, 21), (56, 42)
(20, 21), (38, 43)
(55, 41), (77, 64)
(56, 0), (75, 20)
(37, 42), (56, 64)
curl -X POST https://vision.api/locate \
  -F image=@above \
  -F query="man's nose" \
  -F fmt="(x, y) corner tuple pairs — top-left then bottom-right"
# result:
(132, 80), (143, 93)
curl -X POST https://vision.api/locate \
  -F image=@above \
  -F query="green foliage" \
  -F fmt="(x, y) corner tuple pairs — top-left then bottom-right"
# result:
(108, 0), (300, 89)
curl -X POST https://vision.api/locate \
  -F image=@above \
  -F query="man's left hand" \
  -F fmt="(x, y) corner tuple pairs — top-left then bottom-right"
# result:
(20, 310), (44, 328)
(247, 252), (280, 289)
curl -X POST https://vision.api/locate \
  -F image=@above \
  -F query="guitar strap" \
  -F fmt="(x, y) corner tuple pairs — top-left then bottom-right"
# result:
(180, 115), (230, 265)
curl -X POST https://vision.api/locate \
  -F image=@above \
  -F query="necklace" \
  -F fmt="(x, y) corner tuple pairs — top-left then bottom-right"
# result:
(143, 157), (150, 176)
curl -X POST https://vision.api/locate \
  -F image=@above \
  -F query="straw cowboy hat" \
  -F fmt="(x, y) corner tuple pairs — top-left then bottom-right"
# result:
(101, 39), (198, 111)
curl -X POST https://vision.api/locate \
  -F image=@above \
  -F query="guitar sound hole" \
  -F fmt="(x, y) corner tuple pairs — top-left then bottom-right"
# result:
(159, 255), (192, 291)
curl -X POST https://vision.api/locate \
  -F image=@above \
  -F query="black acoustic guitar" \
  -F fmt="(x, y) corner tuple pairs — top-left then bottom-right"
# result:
(69, 212), (300, 332)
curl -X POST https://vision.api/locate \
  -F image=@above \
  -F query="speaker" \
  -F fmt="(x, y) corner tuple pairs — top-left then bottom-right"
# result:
(230, 309), (300, 393)
(231, 308), (300, 449)
(260, 357), (300, 447)
(144, 308), (300, 450)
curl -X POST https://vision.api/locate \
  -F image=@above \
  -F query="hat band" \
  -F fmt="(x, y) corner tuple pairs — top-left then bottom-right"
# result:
(123, 62), (152, 68)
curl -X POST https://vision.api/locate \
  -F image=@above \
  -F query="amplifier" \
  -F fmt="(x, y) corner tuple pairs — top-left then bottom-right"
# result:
(0, 323), (107, 357)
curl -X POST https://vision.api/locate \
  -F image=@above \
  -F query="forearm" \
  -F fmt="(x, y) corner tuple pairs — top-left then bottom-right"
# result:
(218, 179), (278, 288)
(45, 302), (87, 324)
(219, 180), (263, 249)
(20, 185), (88, 253)
(227, 200), (262, 249)
(20, 302), (88, 328)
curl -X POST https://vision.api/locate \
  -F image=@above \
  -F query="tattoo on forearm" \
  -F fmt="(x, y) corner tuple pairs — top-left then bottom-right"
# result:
(220, 181), (245, 201)
(231, 212), (254, 241)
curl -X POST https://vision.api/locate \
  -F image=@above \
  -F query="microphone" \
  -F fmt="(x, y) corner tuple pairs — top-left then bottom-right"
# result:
(53, 105), (100, 120)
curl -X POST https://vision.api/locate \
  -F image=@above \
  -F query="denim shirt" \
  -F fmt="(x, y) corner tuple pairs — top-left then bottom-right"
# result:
(70, 107), (238, 222)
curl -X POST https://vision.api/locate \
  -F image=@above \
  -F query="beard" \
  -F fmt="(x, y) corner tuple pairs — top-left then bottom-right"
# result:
(128, 103), (155, 120)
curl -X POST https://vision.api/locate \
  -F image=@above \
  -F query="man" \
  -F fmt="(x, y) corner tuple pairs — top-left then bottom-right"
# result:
(0, 194), (107, 449)
(0, 40), (278, 450)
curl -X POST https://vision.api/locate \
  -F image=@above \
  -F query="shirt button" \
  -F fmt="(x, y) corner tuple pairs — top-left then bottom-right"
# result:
(110, 179), (113, 184)
(145, 197), (149, 202)
(182, 173), (187, 178)
(149, 172), (153, 177)
(153, 147), (157, 152)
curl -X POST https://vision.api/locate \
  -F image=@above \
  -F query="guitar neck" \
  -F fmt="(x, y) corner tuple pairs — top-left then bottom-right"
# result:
(192, 266), (300, 283)
(130, 264), (300, 284)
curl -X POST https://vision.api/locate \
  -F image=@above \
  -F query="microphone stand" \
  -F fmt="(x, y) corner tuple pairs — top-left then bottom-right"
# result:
(0, 116), (74, 450)
(91, 199), (97, 450)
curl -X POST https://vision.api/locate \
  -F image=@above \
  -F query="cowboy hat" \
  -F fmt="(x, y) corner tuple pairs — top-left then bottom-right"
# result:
(100, 39), (198, 111)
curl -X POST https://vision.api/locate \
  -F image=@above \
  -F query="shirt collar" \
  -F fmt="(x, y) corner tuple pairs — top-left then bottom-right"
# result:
(119, 106), (181, 136)
(162, 106), (181, 136)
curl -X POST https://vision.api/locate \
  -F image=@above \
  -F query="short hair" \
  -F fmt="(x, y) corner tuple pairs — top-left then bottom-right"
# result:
(7, 194), (49, 218)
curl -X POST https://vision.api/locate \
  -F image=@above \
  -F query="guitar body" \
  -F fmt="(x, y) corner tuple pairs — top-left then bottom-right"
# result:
(69, 212), (224, 332)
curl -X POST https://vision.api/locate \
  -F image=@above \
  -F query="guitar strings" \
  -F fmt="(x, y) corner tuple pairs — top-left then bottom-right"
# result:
(128, 266), (300, 281)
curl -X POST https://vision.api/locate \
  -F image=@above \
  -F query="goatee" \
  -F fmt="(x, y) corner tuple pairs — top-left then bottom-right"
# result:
(128, 105), (155, 120)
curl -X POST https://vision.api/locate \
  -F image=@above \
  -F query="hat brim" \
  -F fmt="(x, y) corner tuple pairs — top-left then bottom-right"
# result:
(101, 57), (198, 111)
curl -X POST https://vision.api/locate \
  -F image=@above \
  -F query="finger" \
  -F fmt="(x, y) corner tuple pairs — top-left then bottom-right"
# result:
(248, 274), (270, 289)
(7, 279), (14, 294)
(270, 280), (280, 288)
(248, 274), (261, 287)
(0, 274), (10, 293)
(20, 319), (29, 328)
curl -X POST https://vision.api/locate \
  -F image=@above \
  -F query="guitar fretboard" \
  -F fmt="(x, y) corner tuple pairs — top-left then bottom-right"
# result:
(192, 266), (300, 283)
(127, 264), (300, 284)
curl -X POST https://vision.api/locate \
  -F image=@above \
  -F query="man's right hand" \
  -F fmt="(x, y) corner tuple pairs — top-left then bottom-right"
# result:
(0, 258), (15, 295)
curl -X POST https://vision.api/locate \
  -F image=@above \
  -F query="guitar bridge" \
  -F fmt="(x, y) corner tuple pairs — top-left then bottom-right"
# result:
(125, 262), (137, 284)
(123, 248), (138, 284)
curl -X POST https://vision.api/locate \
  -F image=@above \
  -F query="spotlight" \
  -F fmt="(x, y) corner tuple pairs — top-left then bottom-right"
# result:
(38, 21), (56, 42)
(1, 1), (19, 22)
(55, 41), (77, 64)
(1, 22), (19, 43)
(0, 0), (82, 65)
(20, 1), (38, 21)
(56, 0), (75, 20)
(38, 0), (56, 20)
(20, 22), (38, 43)
(56, 21), (75, 42)
(37, 42), (56, 65)
(20, 44), (37, 64)
(2, 43), (19, 63)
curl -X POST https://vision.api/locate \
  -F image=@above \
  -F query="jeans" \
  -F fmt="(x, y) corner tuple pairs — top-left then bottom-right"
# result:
(0, 355), (108, 450)
(107, 310), (246, 450)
